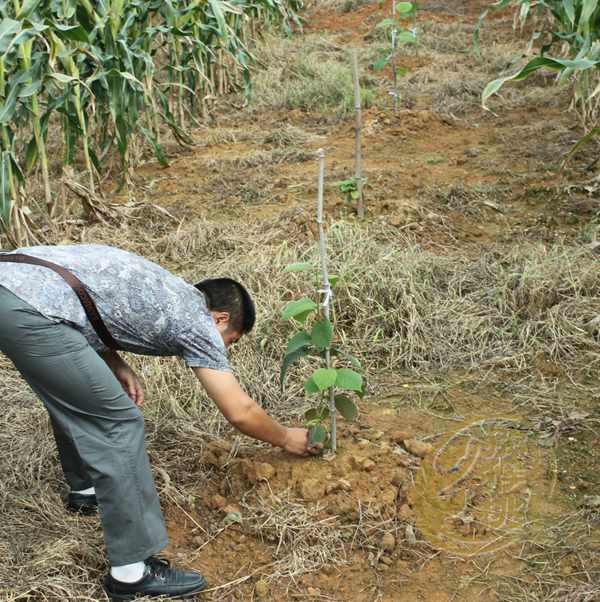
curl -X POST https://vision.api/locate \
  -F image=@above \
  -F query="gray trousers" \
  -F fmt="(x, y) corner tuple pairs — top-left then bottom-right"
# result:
(0, 285), (168, 565)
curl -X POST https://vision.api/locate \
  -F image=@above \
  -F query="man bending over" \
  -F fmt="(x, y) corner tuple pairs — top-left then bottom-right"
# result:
(0, 244), (317, 601)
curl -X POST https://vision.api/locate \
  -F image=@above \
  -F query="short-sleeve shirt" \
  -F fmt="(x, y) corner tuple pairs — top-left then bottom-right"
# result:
(0, 244), (230, 372)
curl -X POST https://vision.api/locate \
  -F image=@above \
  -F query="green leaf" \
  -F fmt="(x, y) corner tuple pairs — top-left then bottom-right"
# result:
(305, 405), (329, 423)
(286, 331), (312, 354)
(304, 408), (319, 422)
(311, 368), (337, 391)
(328, 275), (339, 287)
(562, 127), (600, 168)
(335, 394), (358, 420)
(564, 0), (575, 27)
(482, 55), (600, 109)
(284, 262), (313, 273)
(376, 17), (396, 30)
(280, 346), (310, 389)
(396, 1), (414, 14)
(335, 368), (363, 392)
(139, 125), (169, 167)
(308, 424), (327, 446)
(397, 29), (416, 44)
(311, 319), (333, 350)
(0, 19), (21, 54)
(52, 23), (89, 43)
(282, 298), (318, 322)
(373, 56), (389, 71)
(304, 377), (320, 395)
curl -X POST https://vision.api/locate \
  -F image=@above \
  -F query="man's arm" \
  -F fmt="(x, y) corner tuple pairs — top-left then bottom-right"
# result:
(193, 367), (318, 456)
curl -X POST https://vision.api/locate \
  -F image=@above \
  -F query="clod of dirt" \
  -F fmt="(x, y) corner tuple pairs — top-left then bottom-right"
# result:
(404, 439), (433, 458)
(357, 438), (370, 448)
(362, 458), (376, 472)
(307, 587), (320, 597)
(379, 486), (398, 509)
(399, 503), (415, 521)
(254, 579), (269, 598)
(380, 532), (396, 552)
(223, 503), (241, 515)
(210, 494), (227, 510)
(325, 478), (352, 495)
(255, 462), (276, 481)
(391, 468), (408, 487)
(298, 478), (326, 502)
(390, 430), (413, 444)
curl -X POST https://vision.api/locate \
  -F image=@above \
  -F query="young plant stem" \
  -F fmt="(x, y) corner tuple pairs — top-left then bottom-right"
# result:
(413, 1), (418, 56)
(316, 148), (336, 453)
(391, 0), (399, 113)
(350, 49), (364, 219)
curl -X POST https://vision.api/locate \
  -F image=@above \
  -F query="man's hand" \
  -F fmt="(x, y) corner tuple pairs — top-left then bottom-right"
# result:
(283, 427), (323, 457)
(100, 350), (145, 406)
(113, 363), (145, 406)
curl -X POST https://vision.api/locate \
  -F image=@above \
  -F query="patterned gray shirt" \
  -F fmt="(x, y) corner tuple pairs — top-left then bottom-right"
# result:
(0, 244), (230, 371)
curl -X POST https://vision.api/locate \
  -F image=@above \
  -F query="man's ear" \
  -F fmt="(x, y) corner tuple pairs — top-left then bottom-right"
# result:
(211, 310), (231, 327)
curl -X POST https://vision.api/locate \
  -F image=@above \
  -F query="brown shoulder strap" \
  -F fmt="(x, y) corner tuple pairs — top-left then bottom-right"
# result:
(0, 253), (121, 350)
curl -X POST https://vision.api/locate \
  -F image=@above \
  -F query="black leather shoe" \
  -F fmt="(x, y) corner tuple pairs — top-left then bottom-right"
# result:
(104, 557), (207, 601)
(67, 492), (98, 515)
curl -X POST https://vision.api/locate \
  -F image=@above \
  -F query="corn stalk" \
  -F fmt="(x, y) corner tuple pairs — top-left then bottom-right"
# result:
(0, 0), (303, 240)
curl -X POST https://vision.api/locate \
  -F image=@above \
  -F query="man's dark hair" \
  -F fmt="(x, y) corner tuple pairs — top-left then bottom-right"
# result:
(194, 278), (256, 335)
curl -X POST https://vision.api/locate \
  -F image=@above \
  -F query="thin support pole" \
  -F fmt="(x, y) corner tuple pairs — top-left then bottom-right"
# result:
(351, 50), (364, 219)
(316, 148), (336, 453)
(391, 0), (399, 113)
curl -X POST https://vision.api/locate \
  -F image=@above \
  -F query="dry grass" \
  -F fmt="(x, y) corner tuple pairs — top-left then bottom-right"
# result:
(251, 35), (376, 117)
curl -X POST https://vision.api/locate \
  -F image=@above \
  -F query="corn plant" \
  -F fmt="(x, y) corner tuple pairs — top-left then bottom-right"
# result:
(0, 0), (303, 243)
(478, 1), (600, 154)
(280, 150), (365, 453)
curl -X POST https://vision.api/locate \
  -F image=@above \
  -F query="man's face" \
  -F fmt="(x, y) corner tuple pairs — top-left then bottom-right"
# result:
(211, 311), (242, 348)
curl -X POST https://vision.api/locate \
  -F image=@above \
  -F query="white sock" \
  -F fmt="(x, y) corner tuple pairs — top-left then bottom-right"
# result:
(72, 486), (96, 496)
(111, 561), (146, 583)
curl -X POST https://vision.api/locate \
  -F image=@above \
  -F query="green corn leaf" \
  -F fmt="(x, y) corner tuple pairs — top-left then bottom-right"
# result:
(280, 346), (310, 389)
(562, 127), (600, 168)
(139, 125), (169, 167)
(335, 368), (363, 392)
(284, 262), (313, 273)
(311, 319), (332, 350)
(564, 0), (575, 27)
(16, 0), (43, 20)
(52, 23), (90, 43)
(311, 368), (337, 391)
(482, 55), (600, 109)
(335, 394), (358, 420)
(328, 275), (339, 287)
(282, 298), (318, 322)
(286, 331), (312, 354)
(0, 19), (21, 54)
(24, 136), (38, 172)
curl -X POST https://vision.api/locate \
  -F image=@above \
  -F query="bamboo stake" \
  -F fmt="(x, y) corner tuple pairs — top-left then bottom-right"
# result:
(391, 0), (399, 113)
(316, 148), (336, 453)
(350, 50), (364, 219)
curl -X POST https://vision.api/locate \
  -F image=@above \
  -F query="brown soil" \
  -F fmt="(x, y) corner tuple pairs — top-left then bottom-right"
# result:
(159, 389), (564, 601)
